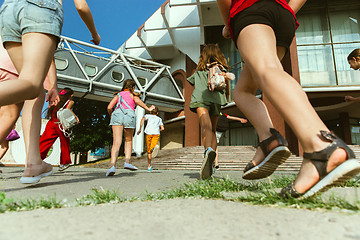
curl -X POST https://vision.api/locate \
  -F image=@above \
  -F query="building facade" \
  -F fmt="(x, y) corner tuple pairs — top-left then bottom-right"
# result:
(120, 0), (360, 155)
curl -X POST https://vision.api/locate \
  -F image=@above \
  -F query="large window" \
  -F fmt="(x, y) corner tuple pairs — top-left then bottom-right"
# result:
(297, 0), (360, 87)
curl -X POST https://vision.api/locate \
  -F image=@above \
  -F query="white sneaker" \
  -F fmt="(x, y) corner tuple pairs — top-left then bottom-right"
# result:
(152, 145), (160, 158)
(124, 162), (138, 171)
(106, 166), (116, 176)
(200, 147), (216, 180)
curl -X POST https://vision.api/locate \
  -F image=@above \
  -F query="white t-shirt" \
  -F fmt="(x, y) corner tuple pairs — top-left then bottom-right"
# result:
(144, 114), (163, 135)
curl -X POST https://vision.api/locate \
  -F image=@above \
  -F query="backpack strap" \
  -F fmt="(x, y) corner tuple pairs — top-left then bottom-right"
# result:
(116, 93), (134, 113)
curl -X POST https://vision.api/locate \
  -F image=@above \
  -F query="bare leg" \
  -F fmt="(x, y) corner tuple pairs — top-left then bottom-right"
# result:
(0, 33), (57, 106)
(110, 125), (124, 167)
(147, 152), (152, 168)
(21, 90), (53, 177)
(236, 24), (347, 193)
(0, 141), (9, 160)
(0, 104), (23, 143)
(123, 128), (134, 163)
(197, 107), (214, 150)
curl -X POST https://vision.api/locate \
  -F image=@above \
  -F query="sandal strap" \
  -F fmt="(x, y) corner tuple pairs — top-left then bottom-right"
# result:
(280, 182), (301, 198)
(303, 131), (355, 179)
(258, 128), (288, 156)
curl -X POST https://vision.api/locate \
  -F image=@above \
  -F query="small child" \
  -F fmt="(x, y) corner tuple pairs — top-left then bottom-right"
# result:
(137, 106), (164, 172)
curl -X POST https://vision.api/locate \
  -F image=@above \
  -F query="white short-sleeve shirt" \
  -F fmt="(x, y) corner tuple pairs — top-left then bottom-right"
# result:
(144, 114), (163, 135)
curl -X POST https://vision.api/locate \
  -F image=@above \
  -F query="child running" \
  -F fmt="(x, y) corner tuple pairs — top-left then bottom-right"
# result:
(137, 106), (164, 172)
(106, 79), (154, 176)
(0, 0), (100, 183)
(39, 88), (79, 172)
(216, 0), (360, 198)
(187, 44), (230, 180)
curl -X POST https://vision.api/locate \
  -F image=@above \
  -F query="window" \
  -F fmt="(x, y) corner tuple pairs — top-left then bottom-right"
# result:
(138, 77), (148, 87)
(296, 0), (360, 87)
(111, 71), (124, 83)
(54, 57), (68, 70)
(84, 64), (98, 77)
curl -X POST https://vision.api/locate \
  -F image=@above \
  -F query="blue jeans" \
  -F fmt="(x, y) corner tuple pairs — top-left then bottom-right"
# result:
(0, 0), (63, 43)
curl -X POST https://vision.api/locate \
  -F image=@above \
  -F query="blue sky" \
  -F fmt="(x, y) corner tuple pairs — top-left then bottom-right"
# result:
(62, 0), (166, 50)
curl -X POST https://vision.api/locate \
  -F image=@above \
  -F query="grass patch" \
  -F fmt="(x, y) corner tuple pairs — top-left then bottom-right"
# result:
(0, 175), (359, 213)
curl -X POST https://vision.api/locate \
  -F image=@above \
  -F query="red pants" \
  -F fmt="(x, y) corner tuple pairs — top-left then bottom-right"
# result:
(39, 119), (71, 165)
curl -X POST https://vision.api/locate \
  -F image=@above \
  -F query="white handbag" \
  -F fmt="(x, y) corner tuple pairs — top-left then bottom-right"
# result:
(57, 100), (78, 136)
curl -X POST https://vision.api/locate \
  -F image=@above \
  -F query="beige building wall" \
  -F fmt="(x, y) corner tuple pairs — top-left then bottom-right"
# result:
(161, 121), (184, 150)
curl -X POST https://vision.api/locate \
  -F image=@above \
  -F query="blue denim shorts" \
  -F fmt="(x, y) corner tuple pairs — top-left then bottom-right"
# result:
(0, 0), (63, 43)
(110, 108), (136, 129)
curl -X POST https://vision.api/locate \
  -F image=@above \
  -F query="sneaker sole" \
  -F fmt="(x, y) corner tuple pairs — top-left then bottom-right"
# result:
(302, 159), (360, 199)
(243, 146), (291, 180)
(20, 170), (53, 184)
(124, 167), (138, 171)
(200, 150), (216, 180)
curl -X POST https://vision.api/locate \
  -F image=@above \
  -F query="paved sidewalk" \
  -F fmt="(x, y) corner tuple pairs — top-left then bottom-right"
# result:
(0, 166), (360, 240)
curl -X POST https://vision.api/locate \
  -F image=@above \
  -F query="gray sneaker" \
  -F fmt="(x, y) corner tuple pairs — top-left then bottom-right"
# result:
(200, 147), (216, 180)
(124, 162), (138, 171)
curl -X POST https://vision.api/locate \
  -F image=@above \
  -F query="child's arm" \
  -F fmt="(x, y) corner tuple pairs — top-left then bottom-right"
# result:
(227, 115), (248, 124)
(133, 96), (155, 112)
(45, 59), (60, 106)
(160, 125), (165, 132)
(216, 0), (232, 39)
(288, 0), (307, 14)
(74, 0), (101, 45)
(107, 96), (118, 115)
(137, 117), (146, 135)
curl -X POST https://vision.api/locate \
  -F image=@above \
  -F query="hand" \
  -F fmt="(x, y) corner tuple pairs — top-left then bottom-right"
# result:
(149, 105), (155, 111)
(241, 118), (248, 124)
(345, 96), (355, 102)
(91, 33), (101, 45)
(222, 26), (231, 39)
(137, 130), (141, 135)
(46, 88), (60, 106)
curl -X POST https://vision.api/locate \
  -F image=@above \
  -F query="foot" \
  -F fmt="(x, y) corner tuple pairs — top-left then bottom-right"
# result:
(124, 162), (138, 171)
(20, 161), (53, 184)
(106, 166), (116, 176)
(200, 147), (216, 180)
(59, 164), (70, 172)
(148, 166), (153, 172)
(293, 148), (348, 194)
(281, 131), (360, 198)
(152, 145), (160, 158)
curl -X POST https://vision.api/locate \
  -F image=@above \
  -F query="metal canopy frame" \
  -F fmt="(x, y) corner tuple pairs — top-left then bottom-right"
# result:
(57, 36), (185, 103)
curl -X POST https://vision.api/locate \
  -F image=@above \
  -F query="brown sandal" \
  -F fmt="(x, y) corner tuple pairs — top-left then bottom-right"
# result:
(243, 128), (291, 180)
(280, 131), (360, 199)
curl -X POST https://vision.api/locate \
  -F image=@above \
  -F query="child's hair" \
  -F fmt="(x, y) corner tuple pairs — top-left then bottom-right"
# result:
(150, 106), (159, 115)
(46, 87), (74, 119)
(113, 79), (140, 97)
(347, 49), (360, 61)
(196, 43), (229, 71)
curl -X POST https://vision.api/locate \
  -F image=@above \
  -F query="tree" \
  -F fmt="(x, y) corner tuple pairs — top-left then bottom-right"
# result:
(70, 97), (112, 154)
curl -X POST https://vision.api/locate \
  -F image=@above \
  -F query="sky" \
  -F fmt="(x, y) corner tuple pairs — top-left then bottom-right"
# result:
(62, 0), (166, 50)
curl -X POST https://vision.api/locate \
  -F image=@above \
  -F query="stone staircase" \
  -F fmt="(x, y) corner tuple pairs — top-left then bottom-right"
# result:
(148, 145), (360, 171)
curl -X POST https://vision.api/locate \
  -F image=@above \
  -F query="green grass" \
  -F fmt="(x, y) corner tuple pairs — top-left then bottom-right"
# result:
(0, 175), (359, 213)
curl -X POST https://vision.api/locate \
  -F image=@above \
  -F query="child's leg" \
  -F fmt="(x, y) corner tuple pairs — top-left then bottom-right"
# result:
(123, 128), (134, 163)
(110, 125), (124, 166)
(210, 116), (219, 151)
(146, 135), (152, 167)
(39, 121), (59, 160)
(196, 107), (213, 149)
(0, 140), (9, 161)
(0, 33), (57, 106)
(0, 103), (23, 143)
(236, 24), (347, 193)
(22, 89), (53, 177)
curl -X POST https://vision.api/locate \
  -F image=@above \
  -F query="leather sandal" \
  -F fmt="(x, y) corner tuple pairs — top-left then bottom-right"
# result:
(243, 128), (291, 180)
(280, 131), (360, 199)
